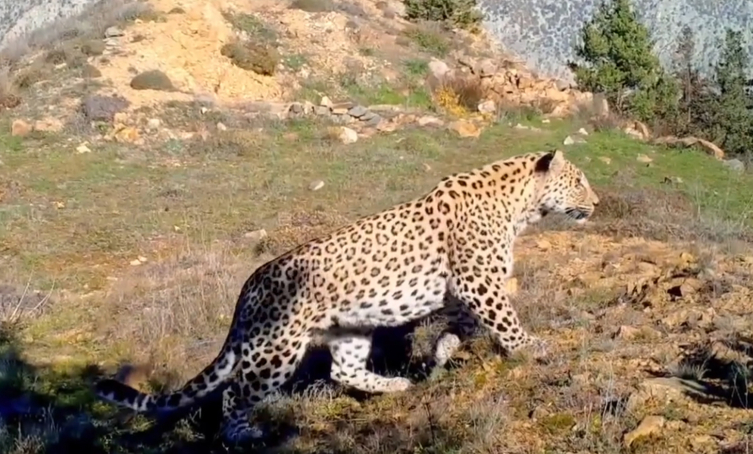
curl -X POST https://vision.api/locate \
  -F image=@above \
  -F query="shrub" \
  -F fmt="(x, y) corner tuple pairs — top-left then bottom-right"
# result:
(403, 0), (484, 31)
(220, 41), (279, 76)
(129, 70), (176, 91)
(400, 23), (450, 57)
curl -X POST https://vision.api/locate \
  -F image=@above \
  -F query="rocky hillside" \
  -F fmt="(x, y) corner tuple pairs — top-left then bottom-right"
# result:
(3, 0), (752, 83)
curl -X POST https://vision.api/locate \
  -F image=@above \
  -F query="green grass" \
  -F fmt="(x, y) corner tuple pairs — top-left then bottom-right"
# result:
(1, 108), (752, 454)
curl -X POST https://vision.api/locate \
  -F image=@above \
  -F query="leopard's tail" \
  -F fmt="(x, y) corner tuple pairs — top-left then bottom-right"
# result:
(94, 335), (242, 413)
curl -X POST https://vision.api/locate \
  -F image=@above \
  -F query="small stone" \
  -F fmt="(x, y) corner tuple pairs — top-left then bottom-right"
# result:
(362, 114), (382, 127)
(309, 180), (325, 191)
(577, 127), (589, 136)
(147, 118), (161, 130)
(477, 100), (496, 114)
(319, 96), (333, 107)
(138, 256), (147, 263)
(598, 156), (611, 165)
(536, 239), (552, 251)
(636, 154), (652, 163)
(105, 26), (124, 38)
(347, 105), (368, 118)
(541, 119), (550, 124)
(129, 259), (142, 266)
(217, 122), (227, 131)
(76, 144), (91, 154)
(34, 118), (64, 133)
(113, 126), (139, 143)
(563, 135), (575, 145)
(514, 123), (529, 130)
(724, 158), (744, 173)
(624, 415), (665, 448)
(288, 102), (304, 115)
(447, 119), (481, 138)
(314, 106), (330, 116)
(428, 59), (450, 79)
(11, 119), (31, 137)
(335, 126), (358, 144)
(475, 59), (497, 77)
(417, 116), (443, 127)
(244, 229), (268, 242)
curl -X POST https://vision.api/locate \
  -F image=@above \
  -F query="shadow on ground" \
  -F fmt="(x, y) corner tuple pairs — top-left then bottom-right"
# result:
(0, 320), (448, 453)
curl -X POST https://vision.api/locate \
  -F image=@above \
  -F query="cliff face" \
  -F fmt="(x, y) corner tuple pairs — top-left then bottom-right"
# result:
(479, 0), (753, 81)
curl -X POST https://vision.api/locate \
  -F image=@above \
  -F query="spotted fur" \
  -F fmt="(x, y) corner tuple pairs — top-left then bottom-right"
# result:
(94, 149), (599, 443)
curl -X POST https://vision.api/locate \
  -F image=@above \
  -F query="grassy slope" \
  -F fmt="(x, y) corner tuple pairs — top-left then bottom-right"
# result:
(1, 109), (753, 454)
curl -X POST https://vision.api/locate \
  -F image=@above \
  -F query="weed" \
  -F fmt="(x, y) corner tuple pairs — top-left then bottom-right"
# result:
(404, 58), (429, 77)
(222, 11), (278, 43)
(401, 23), (451, 57)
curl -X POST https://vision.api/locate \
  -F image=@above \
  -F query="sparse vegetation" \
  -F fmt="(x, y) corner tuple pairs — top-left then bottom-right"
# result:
(1, 0), (752, 453)
(129, 69), (177, 91)
(400, 23), (451, 57)
(220, 41), (280, 76)
(403, 0), (484, 32)
(290, 0), (335, 13)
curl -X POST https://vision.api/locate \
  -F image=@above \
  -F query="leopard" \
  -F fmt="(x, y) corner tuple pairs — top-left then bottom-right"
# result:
(94, 149), (599, 444)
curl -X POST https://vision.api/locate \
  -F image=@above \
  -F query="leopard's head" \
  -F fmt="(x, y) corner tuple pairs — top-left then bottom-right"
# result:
(534, 150), (599, 224)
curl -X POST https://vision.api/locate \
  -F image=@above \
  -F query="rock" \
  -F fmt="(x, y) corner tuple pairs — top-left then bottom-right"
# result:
(309, 180), (325, 191)
(636, 154), (653, 163)
(555, 79), (570, 91)
(536, 239), (552, 251)
(82, 94), (130, 122)
(624, 415), (665, 448)
(652, 136), (725, 160)
(319, 96), (333, 108)
(314, 105), (330, 116)
(11, 119), (31, 137)
(598, 156), (611, 165)
(329, 126), (358, 144)
(362, 114), (382, 127)
(76, 144), (91, 154)
(417, 116), (444, 127)
(428, 59), (450, 79)
(34, 118), (63, 133)
(217, 122), (227, 132)
(347, 105), (368, 118)
(129, 259), (142, 266)
(447, 119), (481, 138)
(724, 158), (744, 173)
(563, 136), (575, 145)
(477, 100), (496, 114)
(113, 126), (140, 143)
(475, 59), (496, 77)
(244, 229), (268, 242)
(577, 127), (589, 136)
(613, 325), (661, 341)
(105, 26), (124, 38)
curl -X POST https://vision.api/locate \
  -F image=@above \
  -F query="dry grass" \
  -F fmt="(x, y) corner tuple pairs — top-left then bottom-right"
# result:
(429, 73), (486, 117)
(1, 104), (753, 453)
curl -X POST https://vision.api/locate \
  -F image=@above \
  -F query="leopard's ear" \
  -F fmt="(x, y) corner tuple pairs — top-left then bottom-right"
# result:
(534, 149), (565, 175)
